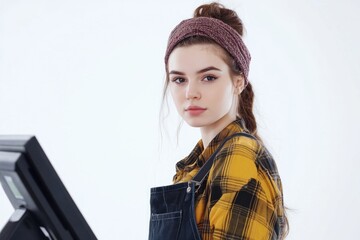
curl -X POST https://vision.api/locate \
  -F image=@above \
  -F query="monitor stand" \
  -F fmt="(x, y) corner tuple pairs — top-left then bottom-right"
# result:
(0, 208), (50, 240)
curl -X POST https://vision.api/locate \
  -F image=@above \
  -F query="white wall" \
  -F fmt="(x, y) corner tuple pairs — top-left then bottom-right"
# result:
(0, 0), (359, 239)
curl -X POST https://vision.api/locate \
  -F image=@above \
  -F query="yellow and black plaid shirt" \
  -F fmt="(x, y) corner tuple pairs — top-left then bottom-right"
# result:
(173, 118), (285, 240)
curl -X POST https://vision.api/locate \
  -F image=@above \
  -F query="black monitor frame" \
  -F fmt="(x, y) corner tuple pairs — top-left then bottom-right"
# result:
(0, 136), (97, 240)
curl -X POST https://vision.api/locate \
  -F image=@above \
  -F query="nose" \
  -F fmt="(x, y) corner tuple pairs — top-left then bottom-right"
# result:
(185, 80), (201, 100)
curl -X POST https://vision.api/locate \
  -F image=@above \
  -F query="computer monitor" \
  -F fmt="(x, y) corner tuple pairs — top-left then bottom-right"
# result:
(0, 135), (97, 240)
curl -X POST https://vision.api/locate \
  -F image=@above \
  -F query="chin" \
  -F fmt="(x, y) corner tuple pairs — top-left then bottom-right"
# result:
(184, 118), (208, 128)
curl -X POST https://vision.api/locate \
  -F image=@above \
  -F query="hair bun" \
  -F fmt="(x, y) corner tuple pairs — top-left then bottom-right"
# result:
(194, 2), (244, 37)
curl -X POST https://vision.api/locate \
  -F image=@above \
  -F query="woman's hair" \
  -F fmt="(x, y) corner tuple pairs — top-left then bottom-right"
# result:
(161, 2), (289, 238)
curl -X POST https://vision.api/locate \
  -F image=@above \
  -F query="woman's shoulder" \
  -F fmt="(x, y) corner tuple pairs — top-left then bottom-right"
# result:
(210, 134), (261, 182)
(221, 133), (280, 174)
(213, 133), (281, 181)
(218, 133), (261, 163)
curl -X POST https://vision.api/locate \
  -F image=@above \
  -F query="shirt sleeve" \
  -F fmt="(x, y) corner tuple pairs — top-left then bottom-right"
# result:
(207, 139), (279, 240)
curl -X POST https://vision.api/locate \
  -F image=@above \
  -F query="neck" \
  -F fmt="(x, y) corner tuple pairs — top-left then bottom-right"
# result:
(200, 114), (236, 149)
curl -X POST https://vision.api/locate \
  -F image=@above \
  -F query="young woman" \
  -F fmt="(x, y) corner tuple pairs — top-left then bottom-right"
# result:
(149, 3), (288, 240)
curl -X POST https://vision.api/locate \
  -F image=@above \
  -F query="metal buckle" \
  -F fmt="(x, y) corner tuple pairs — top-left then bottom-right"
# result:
(187, 180), (201, 194)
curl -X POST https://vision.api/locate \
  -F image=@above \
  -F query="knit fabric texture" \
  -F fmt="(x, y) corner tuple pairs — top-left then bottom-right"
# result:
(164, 17), (252, 87)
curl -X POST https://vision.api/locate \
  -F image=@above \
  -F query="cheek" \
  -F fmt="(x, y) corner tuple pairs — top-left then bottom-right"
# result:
(213, 84), (234, 107)
(169, 86), (184, 107)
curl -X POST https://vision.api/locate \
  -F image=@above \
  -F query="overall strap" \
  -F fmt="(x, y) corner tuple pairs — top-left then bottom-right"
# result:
(191, 132), (257, 187)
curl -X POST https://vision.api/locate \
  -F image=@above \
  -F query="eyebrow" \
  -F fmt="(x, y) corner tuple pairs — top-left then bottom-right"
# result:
(169, 66), (221, 75)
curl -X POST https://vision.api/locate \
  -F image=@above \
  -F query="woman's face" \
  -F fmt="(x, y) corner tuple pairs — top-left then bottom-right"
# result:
(168, 44), (242, 129)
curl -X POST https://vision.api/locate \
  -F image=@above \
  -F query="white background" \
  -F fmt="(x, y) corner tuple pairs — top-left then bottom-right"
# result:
(1, 0), (359, 239)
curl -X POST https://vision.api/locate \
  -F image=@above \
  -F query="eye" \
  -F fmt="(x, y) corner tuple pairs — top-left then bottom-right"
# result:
(172, 77), (186, 84)
(203, 75), (217, 82)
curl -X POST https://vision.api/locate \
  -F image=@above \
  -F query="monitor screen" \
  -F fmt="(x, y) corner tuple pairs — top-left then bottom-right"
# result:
(0, 136), (97, 240)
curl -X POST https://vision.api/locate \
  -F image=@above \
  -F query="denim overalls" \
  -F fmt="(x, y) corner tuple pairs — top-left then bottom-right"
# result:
(148, 132), (256, 240)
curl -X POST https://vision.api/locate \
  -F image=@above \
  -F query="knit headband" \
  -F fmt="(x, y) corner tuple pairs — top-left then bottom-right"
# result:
(164, 17), (251, 87)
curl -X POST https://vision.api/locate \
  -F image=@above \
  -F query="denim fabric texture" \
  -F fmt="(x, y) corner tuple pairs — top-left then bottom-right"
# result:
(149, 181), (201, 240)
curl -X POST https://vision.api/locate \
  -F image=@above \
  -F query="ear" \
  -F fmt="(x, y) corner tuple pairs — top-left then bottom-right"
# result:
(233, 75), (245, 95)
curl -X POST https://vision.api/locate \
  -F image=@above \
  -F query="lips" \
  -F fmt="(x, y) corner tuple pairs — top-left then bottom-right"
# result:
(186, 106), (206, 111)
(185, 106), (207, 116)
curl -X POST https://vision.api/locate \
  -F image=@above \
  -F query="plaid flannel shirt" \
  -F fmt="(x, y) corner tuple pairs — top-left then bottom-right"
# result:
(173, 118), (285, 240)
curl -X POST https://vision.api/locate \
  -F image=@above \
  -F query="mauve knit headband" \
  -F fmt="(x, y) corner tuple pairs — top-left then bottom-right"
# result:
(164, 17), (251, 87)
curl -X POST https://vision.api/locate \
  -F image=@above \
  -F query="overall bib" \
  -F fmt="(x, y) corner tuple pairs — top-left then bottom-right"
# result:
(148, 132), (256, 240)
